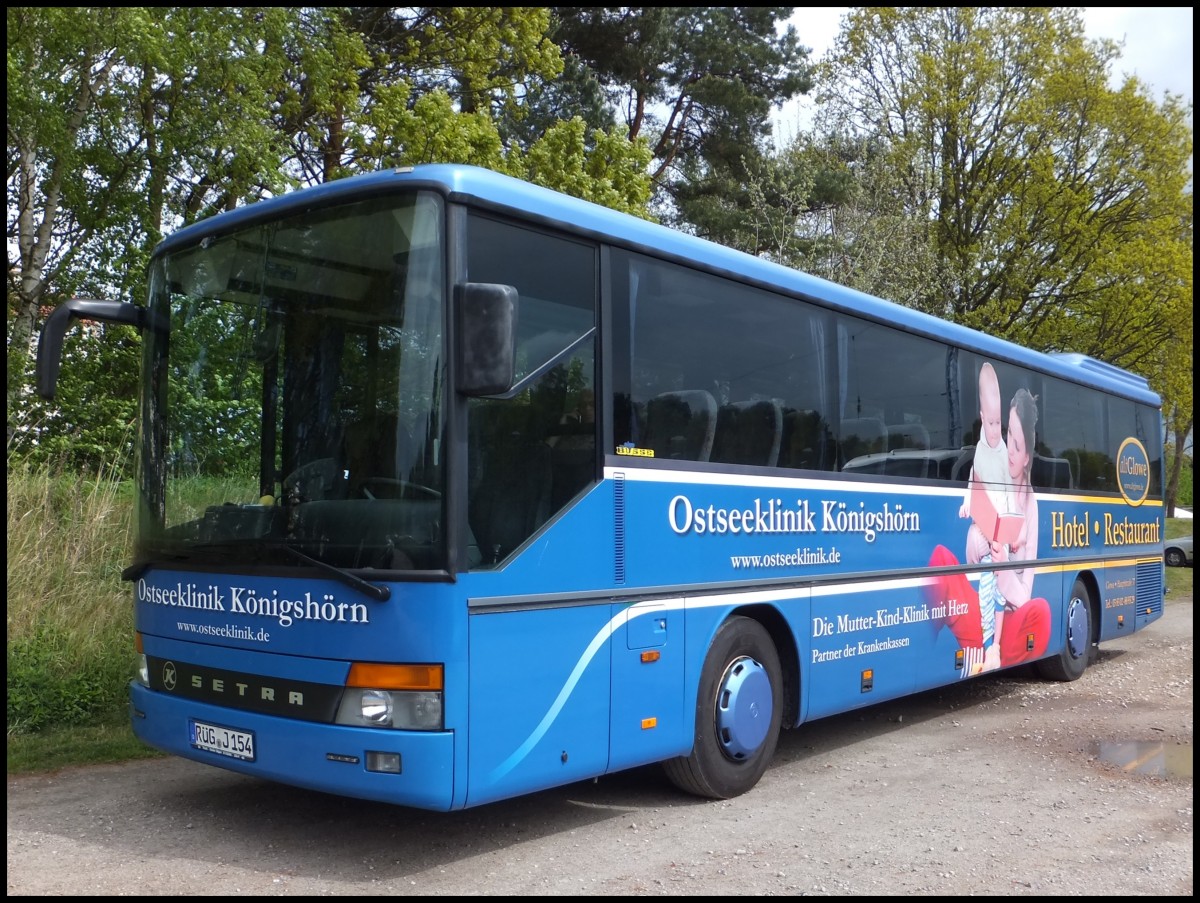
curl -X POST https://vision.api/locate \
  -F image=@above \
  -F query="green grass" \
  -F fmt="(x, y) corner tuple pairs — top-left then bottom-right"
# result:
(1165, 553), (1193, 598)
(1164, 515), (1193, 598)
(6, 464), (133, 732)
(6, 458), (1194, 774)
(5, 462), (164, 772)
(6, 717), (164, 773)
(1165, 516), (1192, 540)
(1166, 567), (1192, 598)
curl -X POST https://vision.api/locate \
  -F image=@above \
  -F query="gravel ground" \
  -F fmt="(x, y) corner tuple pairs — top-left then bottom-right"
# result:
(7, 597), (1192, 896)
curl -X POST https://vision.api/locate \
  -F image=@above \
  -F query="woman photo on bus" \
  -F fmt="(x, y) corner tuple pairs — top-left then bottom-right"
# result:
(927, 386), (1051, 674)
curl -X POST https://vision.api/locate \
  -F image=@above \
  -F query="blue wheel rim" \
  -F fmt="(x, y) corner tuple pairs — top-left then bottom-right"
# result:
(1066, 595), (1089, 659)
(715, 656), (773, 760)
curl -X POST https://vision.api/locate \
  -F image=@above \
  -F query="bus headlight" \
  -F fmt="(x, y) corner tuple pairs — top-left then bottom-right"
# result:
(335, 688), (443, 730)
(335, 662), (444, 730)
(395, 689), (443, 729)
(359, 688), (393, 725)
(134, 634), (149, 686)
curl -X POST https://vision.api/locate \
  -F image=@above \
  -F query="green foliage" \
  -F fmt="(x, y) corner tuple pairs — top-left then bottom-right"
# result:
(348, 7), (564, 118)
(523, 118), (655, 216)
(549, 7), (814, 218)
(7, 630), (133, 734)
(158, 297), (264, 477)
(496, 50), (616, 150)
(10, 325), (140, 474)
(1168, 449), (1193, 509)
(10, 4), (1189, 495)
(8, 6), (657, 474)
(6, 463), (134, 738)
(281, 7), (654, 208)
(277, 7), (565, 181)
(746, 133), (945, 306)
(7, 6), (303, 462)
(788, 6), (1191, 418)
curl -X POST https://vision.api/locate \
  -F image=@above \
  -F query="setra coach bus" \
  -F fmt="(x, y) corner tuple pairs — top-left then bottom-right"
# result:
(37, 164), (1165, 810)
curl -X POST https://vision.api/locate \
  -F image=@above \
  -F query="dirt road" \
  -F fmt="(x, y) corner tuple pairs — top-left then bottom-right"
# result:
(8, 599), (1192, 896)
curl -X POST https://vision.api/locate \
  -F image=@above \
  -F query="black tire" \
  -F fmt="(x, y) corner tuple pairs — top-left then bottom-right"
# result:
(1035, 578), (1094, 682)
(663, 616), (782, 799)
(1164, 547), (1184, 568)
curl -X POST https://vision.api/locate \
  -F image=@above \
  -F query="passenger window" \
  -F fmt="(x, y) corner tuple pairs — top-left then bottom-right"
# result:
(610, 250), (835, 469)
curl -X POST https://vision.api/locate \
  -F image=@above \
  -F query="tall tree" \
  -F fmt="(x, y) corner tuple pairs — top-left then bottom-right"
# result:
(7, 7), (298, 455)
(808, 7), (1192, 393)
(748, 131), (944, 304)
(253, 8), (654, 215)
(268, 8), (553, 183)
(8, 7), (654, 468)
(548, 7), (814, 227)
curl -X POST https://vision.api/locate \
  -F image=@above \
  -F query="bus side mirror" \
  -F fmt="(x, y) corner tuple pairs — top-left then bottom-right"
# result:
(36, 299), (163, 399)
(455, 282), (517, 397)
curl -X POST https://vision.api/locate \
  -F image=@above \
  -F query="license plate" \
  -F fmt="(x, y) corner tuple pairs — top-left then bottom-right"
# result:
(189, 719), (256, 761)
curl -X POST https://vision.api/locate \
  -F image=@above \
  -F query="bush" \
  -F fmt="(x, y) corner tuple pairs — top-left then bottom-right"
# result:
(7, 631), (132, 733)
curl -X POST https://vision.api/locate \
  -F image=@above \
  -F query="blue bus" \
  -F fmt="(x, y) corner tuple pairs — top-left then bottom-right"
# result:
(37, 164), (1165, 810)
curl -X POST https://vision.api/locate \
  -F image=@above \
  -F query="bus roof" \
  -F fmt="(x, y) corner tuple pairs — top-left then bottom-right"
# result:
(156, 163), (1160, 407)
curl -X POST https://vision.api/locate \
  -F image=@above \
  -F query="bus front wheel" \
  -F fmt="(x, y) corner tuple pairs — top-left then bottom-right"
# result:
(664, 616), (782, 799)
(1035, 578), (1095, 682)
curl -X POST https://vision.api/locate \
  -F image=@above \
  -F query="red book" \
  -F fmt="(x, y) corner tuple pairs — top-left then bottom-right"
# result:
(970, 481), (1023, 545)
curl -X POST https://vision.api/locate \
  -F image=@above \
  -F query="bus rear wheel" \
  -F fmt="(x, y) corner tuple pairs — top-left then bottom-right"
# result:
(1035, 578), (1094, 682)
(664, 616), (782, 799)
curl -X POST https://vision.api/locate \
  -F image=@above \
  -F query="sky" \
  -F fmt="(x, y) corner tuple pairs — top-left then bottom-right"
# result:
(775, 7), (1194, 141)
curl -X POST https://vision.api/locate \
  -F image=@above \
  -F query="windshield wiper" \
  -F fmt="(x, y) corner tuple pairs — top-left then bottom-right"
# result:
(276, 543), (391, 602)
(129, 541), (390, 602)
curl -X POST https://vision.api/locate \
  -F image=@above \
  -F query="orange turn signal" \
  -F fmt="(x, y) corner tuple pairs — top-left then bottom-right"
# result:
(347, 662), (443, 690)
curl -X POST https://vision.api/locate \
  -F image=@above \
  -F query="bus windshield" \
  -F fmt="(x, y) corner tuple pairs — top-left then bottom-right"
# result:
(136, 191), (447, 572)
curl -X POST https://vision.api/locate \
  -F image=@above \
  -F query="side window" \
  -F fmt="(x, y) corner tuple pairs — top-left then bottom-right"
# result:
(464, 215), (597, 568)
(1109, 397), (1164, 499)
(1033, 376), (1096, 491)
(1135, 403), (1164, 500)
(610, 250), (836, 470)
(836, 317), (956, 479)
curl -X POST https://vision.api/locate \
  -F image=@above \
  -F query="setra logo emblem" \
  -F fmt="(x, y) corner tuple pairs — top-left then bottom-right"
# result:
(162, 661), (177, 691)
(1116, 437), (1151, 507)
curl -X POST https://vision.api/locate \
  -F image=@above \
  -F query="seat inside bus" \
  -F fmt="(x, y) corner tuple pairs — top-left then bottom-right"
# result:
(710, 399), (785, 467)
(839, 416), (887, 465)
(1032, 453), (1074, 489)
(779, 409), (834, 471)
(642, 389), (718, 461)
